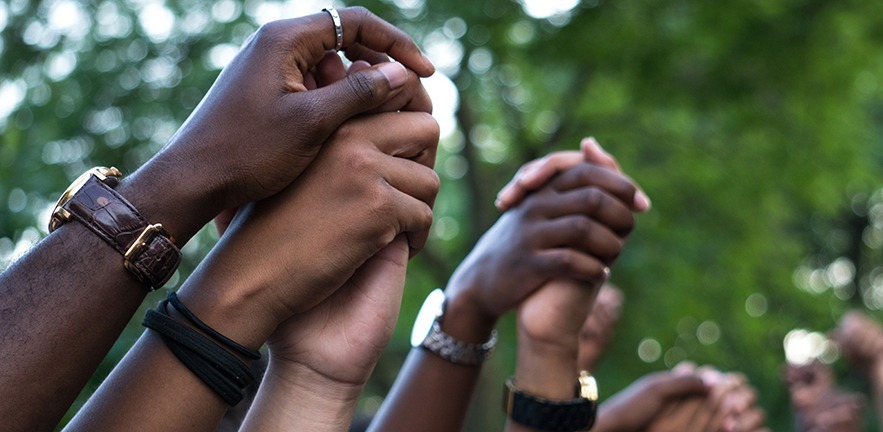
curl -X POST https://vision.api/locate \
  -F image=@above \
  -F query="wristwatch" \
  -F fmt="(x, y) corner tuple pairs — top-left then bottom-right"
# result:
(503, 371), (598, 432)
(410, 288), (497, 366)
(49, 166), (181, 290)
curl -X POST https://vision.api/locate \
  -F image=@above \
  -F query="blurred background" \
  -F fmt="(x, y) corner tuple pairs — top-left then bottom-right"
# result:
(2, 0), (883, 429)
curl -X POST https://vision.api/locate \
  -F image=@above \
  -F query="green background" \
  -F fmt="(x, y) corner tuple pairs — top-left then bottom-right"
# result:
(2, 0), (883, 429)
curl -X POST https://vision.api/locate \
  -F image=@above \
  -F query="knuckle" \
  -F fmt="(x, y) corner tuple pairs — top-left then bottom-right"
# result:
(291, 97), (326, 137)
(571, 217), (593, 237)
(549, 250), (575, 272)
(424, 168), (441, 195)
(419, 204), (434, 229)
(585, 188), (603, 214)
(421, 113), (441, 142)
(346, 71), (378, 104)
(621, 212), (636, 234)
(606, 238), (624, 262)
(345, 5), (372, 20)
(341, 145), (376, 173)
(368, 183), (396, 217)
(252, 21), (284, 47)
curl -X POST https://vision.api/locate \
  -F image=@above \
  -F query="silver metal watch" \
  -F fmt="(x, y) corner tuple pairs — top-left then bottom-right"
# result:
(410, 288), (498, 366)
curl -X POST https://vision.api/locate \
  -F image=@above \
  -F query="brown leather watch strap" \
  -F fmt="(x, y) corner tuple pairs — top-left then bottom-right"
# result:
(62, 175), (181, 289)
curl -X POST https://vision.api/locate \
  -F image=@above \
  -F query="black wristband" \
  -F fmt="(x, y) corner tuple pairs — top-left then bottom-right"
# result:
(166, 292), (261, 360)
(503, 375), (597, 432)
(143, 300), (255, 405)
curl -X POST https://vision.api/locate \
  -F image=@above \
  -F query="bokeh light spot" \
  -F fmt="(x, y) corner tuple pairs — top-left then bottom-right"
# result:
(638, 338), (661, 363)
(745, 293), (768, 317)
(696, 320), (721, 345)
(518, 0), (579, 19)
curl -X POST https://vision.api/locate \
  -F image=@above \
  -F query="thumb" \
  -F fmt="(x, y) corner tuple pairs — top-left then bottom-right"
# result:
(290, 62), (409, 139)
(354, 234), (410, 295)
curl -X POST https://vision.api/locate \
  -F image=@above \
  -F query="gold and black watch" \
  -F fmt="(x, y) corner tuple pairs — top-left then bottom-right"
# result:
(503, 371), (598, 432)
(50, 166), (181, 290)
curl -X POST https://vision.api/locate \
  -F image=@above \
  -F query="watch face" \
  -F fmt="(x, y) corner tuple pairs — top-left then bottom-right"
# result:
(410, 288), (446, 347)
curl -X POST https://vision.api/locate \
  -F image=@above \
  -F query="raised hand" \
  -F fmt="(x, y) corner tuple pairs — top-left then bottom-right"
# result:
(0, 8), (436, 431)
(65, 109), (439, 432)
(125, 7), (435, 244)
(495, 137), (650, 212)
(443, 158), (642, 341)
(593, 370), (708, 432)
(239, 236), (411, 431)
(180, 110), (440, 343)
(372, 146), (644, 432)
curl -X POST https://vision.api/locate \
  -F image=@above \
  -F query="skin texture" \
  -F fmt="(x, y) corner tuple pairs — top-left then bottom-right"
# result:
(0, 8), (435, 431)
(223, 55), (435, 432)
(64, 107), (440, 431)
(239, 235), (411, 431)
(372, 143), (645, 432)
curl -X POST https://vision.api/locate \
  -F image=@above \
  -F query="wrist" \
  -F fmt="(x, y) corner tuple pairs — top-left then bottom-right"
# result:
(175, 271), (279, 354)
(117, 151), (226, 245)
(242, 357), (364, 431)
(442, 286), (498, 344)
(516, 318), (581, 360)
(514, 336), (580, 400)
(267, 357), (366, 400)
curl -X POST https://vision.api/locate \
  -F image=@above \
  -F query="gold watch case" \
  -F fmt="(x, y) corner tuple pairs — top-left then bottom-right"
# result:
(49, 166), (122, 233)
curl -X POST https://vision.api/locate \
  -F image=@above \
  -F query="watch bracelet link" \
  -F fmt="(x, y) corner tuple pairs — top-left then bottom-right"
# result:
(420, 321), (497, 366)
(503, 376), (597, 432)
(58, 174), (181, 289)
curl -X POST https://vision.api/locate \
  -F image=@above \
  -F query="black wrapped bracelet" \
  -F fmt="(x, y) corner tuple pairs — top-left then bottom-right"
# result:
(143, 297), (256, 406)
(166, 292), (261, 360)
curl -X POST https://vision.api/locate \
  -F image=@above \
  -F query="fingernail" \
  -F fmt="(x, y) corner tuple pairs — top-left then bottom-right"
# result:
(378, 62), (408, 89)
(634, 190), (652, 211)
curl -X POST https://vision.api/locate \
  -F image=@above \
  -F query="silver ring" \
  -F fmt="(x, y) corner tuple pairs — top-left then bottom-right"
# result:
(322, 6), (343, 51)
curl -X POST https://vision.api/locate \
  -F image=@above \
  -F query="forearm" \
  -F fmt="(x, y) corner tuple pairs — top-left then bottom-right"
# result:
(369, 293), (496, 432)
(63, 332), (231, 432)
(64, 254), (277, 431)
(0, 224), (146, 431)
(369, 349), (483, 432)
(241, 358), (364, 431)
(0, 160), (219, 431)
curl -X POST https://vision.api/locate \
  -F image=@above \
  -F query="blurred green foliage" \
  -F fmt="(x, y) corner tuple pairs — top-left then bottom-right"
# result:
(2, 0), (883, 430)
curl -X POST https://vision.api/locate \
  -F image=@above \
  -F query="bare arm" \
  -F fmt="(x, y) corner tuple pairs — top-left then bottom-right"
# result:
(1, 7), (433, 431)
(64, 110), (440, 431)
(371, 148), (645, 432)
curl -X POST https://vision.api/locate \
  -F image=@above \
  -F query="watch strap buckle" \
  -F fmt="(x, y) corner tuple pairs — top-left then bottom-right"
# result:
(124, 224), (180, 289)
(124, 224), (168, 264)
